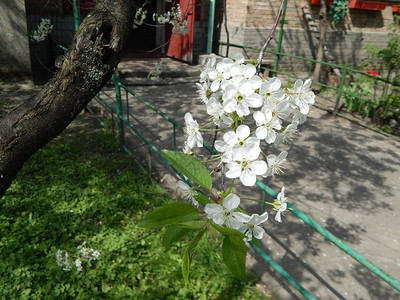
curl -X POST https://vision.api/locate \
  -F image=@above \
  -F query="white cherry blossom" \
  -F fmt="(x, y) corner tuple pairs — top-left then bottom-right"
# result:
(204, 193), (248, 229)
(264, 151), (288, 177)
(292, 112), (307, 125)
(184, 112), (203, 149)
(222, 77), (263, 117)
(253, 108), (282, 144)
(274, 186), (288, 223)
(200, 57), (216, 82)
(238, 212), (269, 241)
(196, 81), (210, 104)
(260, 77), (285, 108)
(226, 147), (267, 187)
(289, 79), (315, 115)
(208, 58), (234, 92)
(275, 123), (298, 145)
(178, 180), (199, 207)
(215, 125), (260, 162)
(206, 97), (233, 126)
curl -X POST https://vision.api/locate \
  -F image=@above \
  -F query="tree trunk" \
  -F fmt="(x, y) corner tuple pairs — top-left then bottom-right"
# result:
(313, 0), (327, 83)
(0, 0), (135, 198)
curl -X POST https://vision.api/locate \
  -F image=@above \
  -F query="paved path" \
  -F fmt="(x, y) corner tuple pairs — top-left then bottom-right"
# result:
(94, 58), (400, 299)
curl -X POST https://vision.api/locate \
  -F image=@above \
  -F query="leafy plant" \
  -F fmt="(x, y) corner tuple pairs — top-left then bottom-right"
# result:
(343, 81), (374, 117)
(365, 16), (400, 93)
(328, 0), (349, 24)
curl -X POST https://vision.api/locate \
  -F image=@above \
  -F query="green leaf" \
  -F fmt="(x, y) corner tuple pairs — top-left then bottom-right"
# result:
(192, 189), (212, 204)
(176, 220), (206, 229)
(222, 235), (247, 281)
(162, 225), (192, 247)
(250, 237), (261, 249)
(181, 229), (206, 283)
(161, 150), (212, 190)
(182, 251), (190, 285)
(139, 202), (199, 228)
(170, 213), (205, 229)
(187, 229), (206, 255)
(210, 222), (246, 239)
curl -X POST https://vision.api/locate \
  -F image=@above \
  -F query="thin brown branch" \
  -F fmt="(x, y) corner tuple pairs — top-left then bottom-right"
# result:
(256, 0), (286, 74)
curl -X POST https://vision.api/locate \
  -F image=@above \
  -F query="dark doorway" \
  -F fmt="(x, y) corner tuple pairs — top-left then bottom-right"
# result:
(123, 0), (165, 58)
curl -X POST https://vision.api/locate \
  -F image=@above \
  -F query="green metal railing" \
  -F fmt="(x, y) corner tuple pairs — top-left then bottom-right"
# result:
(219, 41), (400, 142)
(93, 74), (400, 299)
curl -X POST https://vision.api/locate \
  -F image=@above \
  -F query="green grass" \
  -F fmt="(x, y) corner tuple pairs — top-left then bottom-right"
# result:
(0, 116), (269, 299)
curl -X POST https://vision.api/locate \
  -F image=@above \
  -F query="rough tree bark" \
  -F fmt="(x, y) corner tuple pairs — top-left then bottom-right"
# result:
(0, 0), (135, 198)
(312, 0), (327, 83)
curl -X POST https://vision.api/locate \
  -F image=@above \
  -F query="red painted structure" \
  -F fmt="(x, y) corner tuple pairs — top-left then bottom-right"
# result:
(166, 0), (196, 63)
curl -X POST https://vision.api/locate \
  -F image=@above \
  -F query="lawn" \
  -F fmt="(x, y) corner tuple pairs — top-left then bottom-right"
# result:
(0, 114), (269, 299)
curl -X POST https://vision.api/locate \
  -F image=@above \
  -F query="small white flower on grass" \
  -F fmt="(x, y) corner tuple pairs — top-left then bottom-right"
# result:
(238, 212), (268, 241)
(178, 180), (199, 207)
(264, 151), (288, 177)
(56, 249), (72, 271)
(75, 258), (83, 272)
(184, 112), (203, 149)
(273, 186), (288, 223)
(204, 193), (248, 229)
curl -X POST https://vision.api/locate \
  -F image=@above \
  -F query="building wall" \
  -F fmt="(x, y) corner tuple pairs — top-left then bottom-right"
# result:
(0, 0), (32, 75)
(210, 0), (398, 70)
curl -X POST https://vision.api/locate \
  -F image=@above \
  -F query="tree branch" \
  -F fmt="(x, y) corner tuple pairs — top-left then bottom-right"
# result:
(256, 0), (286, 75)
(0, 0), (135, 198)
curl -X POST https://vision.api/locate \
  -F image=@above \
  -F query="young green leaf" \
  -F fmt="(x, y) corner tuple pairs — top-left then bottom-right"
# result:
(162, 225), (192, 247)
(176, 220), (206, 229)
(161, 150), (212, 190)
(139, 202), (199, 228)
(192, 189), (212, 204)
(210, 222), (247, 239)
(181, 229), (206, 283)
(182, 250), (190, 285)
(222, 235), (247, 281)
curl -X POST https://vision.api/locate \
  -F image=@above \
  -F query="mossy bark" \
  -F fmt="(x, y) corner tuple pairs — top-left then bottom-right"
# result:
(0, 0), (135, 198)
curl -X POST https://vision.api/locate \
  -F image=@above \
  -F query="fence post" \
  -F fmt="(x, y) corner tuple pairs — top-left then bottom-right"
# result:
(333, 64), (348, 115)
(114, 73), (125, 145)
(272, 0), (288, 77)
(72, 0), (80, 32)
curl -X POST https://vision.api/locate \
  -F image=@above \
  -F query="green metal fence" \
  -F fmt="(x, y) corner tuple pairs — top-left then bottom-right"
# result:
(93, 74), (400, 299)
(219, 41), (400, 142)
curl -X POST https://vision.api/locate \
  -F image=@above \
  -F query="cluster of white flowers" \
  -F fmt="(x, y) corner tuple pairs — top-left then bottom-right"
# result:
(56, 242), (100, 272)
(181, 53), (315, 241)
(148, 60), (166, 80)
(153, 4), (189, 35)
(133, 7), (147, 28)
(30, 18), (53, 43)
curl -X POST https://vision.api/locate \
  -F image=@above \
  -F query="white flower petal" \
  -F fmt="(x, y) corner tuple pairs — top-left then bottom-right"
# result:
(223, 193), (241, 210)
(236, 125), (250, 141)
